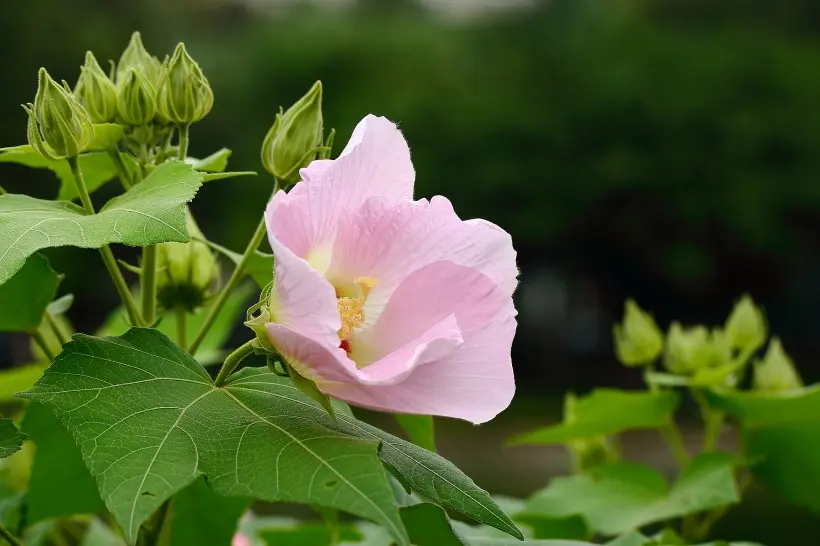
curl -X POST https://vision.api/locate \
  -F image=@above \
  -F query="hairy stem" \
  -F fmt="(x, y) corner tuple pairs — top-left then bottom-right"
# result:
(141, 245), (158, 326)
(660, 421), (690, 469)
(215, 339), (258, 387)
(107, 149), (133, 190)
(177, 124), (190, 161)
(0, 523), (22, 546)
(188, 216), (268, 355)
(45, 311), (70, 345)
(67, 156), (144, 326)
(32, 329), (55, 361)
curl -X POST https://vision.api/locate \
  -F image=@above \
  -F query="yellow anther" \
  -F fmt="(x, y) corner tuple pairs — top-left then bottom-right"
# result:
(337, 277), (378, 341)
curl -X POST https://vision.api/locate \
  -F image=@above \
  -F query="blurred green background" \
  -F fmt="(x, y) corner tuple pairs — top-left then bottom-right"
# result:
(2, 0), (820, 543)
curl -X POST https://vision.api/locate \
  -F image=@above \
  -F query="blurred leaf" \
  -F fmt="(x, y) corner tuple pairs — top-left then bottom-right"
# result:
(0, 161), (203, 285)
(605, 532), (650, 546)
(88, 124), (125, 151)
(81, 518), (126, 546)
(205, 238), (273, 289)
(186, 148), (232, 172)
(509, 389), (681, 445)
(98, 284), (254, 365)
(0, 419), (25, 459)
(399, 503), (464, 545)
(0, 146), (136, 201)
(22, 329), (409, 545)
(21, 402), (105, 523)
(0, 254), (61, 333)
(522, 452), (741, 536)
(395, 414), (436, 452)
(251, 517), (361, 546)
(47, 293), (75, 315)
(159, 477), (249, 546)
(708, 386), (820, 512)
(0, 363), (47, 402)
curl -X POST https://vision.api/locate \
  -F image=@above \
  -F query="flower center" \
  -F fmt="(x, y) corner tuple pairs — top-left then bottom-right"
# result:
(337, 277), (377, 343)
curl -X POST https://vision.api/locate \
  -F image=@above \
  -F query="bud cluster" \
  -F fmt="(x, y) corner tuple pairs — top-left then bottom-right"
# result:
(613, 294), (802, 391)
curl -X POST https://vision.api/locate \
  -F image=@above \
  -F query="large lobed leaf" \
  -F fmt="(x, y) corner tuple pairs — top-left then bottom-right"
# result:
(0, 418), (26, 459)
(22, 329), (407, 545)
(708, 386), (820, 512)
(509, 389), (681, 445)
(0, 161), (203, 285)
(521, 452), (741, 536)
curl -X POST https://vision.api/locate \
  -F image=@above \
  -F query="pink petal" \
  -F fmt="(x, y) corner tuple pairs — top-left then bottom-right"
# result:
(326, 195), (518, 326)
(266, 116), (415, 270)
(327, 261), (517, 424)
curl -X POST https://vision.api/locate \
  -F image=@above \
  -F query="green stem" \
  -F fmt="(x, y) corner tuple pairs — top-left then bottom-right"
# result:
(214, 340), (258, 387)
(176, 308), (187, 347)
(177, 124), (190, 161)
(67, 156), (144, 327)
(0, 185), (6, 195)
(32, 329), (56, 361)
(107, 149), (133, 190)
(660, 421), (690, 469)
(141, 245), (158, 326)
(0, 523), (22, 546)
(692, 389), (724, 452)
(188, 216), (268, 355)
(45, 312), (70, 345)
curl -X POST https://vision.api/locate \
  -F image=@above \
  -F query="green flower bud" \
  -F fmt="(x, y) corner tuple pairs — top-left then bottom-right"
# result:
(753, 338), (803, 393)
(725, 294), (767, 354)
(23, 68), (94, 160)
(116, 68), (157, 126)
(156, 212), (219, 312)
(261, 80), (325, 184)
(116, 31), (162, 86)
(75, 51), (118, 123)
(156, 43), (214, 126)
(613, 299), (663, 367)
(663, 324), (731, 375)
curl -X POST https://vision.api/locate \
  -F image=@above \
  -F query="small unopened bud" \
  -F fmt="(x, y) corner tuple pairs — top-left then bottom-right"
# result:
(75, 51), (118, 123)
(156, 43), (214, 126)
(117, 68), (156, 126)
(753, 338), (803, 393)
(725, 294), (767, 354)
(613, 299), (663, 367)
(261, 80), (325, 184)
(156, 212), (218, 312)
(24, 68), (94, 160)
(116, 31), (162, 86)
(663, 323), (730, 375)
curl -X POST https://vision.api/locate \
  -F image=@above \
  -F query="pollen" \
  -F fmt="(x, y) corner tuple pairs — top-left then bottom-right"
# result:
(337, 276), (377, 341)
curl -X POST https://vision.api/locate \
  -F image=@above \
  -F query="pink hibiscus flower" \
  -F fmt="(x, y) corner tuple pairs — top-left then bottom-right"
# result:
(263, 115), (518, 424)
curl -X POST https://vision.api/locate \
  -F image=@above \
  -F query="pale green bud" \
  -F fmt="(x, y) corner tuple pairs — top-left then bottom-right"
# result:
(725, 294), (767, 353)
(156, 43), (214, 126)
(663, 323), (731, 375)
(75, 51), (118, 123)
(261, 80), (325, 184)
(753, 338), (803, 393)
(24, 68), (94, 160)
(116, 68), (156, 126)
(116, 31), (162, 86)
(156, 212), (218, 312)
(613, 299), (663, 367)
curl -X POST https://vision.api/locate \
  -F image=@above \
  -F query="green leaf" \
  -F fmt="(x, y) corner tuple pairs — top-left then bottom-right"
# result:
(47, 293), (75, 315)
(205, 238), (273, 289)
(97, 283), (253, 365)
(509, 389), (681, 445)
(22, 329), (408, 546)
(0, 254), (61, 332)
(0, 363), (47, 402)
(0, 146), (136, 202)
(246, 516), (361, 546)
(81, 518), (127, 546)
(0, 418), (25, 459)
(89, 124), (125, 151)
(0, 160), (203, 286)
(605, 532), (650, 546)
(708, 386), (820, 512)
(201, 171), (258, 183)
(522, 452), (741, 536)
(395, 414), (436, 452)
(186, 148), (232, 172)
(158, 477), (249, 546)
(400, 503), (465, 545)
(286, 361), (336, 418)
(21, 402), (105, 523)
